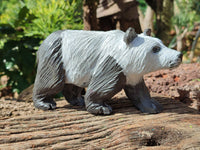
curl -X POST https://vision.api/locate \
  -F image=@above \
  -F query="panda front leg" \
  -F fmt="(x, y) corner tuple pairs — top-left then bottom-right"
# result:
(124, 78), (163, 114)
(62, 84), (85, 106)
(85, 56), (126, 115)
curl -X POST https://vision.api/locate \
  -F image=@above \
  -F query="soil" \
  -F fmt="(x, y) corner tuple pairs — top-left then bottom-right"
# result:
(0, 63), (200, 149)
(144, 63), (200, 111)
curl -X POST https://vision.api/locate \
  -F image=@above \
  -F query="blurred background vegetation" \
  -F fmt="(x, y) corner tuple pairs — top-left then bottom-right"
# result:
(0, 0), (83, 93)
(0, 0), (200, 95)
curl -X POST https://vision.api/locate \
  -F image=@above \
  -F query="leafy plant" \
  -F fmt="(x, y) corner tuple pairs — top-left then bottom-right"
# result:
(173, 0), (200, 31)
(172, 0), (200, 51)
(0, 0), (21, 26)
(25, 0), (83, 38)
(0, 25), (41, 92)
(137, 0), (147, 15)
(0, 0), (83, 93)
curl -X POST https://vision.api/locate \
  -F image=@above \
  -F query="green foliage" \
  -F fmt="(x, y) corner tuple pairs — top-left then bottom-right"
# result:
(173, 0), (200, 32)
(168, 35), (177, 49)
(169, 0), (200, 51)
(137, 0), (147, 15)
(24, 0), (83, 38)
(0, 0), (21, 26)
(192, 78), (200, 82)
(0, 24), (41, 92)
(0, 0), (83, 93)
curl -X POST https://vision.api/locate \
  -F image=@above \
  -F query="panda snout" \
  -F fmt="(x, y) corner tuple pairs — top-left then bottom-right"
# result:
(168, 52), (182, 69)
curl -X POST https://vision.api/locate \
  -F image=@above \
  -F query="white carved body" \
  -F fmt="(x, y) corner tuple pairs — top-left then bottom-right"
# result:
(61, 30), (181, 87)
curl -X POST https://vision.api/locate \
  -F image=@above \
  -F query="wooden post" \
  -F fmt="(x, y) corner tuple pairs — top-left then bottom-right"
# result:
(83, 0), (99, 30)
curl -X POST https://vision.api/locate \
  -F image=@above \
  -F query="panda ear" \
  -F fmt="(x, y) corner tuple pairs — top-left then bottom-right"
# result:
(143, 28), (151, 36)
(123, 27), (137, 45)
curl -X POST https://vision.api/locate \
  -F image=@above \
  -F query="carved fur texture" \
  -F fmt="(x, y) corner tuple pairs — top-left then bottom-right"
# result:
(33, 28), (182, 115)
(33, 30), (65, 110)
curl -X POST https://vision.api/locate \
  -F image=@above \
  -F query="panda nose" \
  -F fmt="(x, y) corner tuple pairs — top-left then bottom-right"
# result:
(178, 53), (183, 61)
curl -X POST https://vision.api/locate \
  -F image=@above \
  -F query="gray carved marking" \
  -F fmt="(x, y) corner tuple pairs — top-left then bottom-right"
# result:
(123, 27), (137, 45)
(143, 28), (151, 36)
(33, 30), (65, 110)
(85, 56), (126, 115)
(124, 79), (163, 114)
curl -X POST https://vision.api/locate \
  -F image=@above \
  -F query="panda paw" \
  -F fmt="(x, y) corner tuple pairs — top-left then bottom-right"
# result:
(135, 98), (163, 114)
(34, 99), (57, 110)
(86, 102), (112, 115)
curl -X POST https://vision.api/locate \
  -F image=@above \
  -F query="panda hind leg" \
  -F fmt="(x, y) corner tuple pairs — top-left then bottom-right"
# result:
(33, 30), (65, 110)
(33, 96), (57, 110)
(33, 72), (65, 111)
(62, 84), (85, 106)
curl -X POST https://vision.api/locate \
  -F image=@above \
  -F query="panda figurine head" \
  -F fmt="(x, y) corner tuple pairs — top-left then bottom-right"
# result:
(123, 27), (182, 75)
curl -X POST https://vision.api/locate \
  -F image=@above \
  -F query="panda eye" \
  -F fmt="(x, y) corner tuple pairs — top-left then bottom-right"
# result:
(152, 46), (161, 53)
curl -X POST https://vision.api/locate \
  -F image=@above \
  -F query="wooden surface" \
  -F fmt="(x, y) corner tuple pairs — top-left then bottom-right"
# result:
(0, 91), (200, 150)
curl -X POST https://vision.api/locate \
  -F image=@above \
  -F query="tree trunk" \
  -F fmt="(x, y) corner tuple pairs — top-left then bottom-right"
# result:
(138, 7), (144, 31)
(138, 5), (154, 32)
(96, 0), (142, 33)
(156, 0), (174, 44)
(144, 6), (154, 31)
(176, 36), (183, 52)
(146, 0), (174, 44)
(83, 0), (98, 30)
(175, 25), (188, 51)
(189, 28), (200, 61)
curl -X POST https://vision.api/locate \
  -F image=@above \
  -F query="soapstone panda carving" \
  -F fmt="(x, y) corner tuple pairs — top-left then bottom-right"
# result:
(33, 28), (182, 115)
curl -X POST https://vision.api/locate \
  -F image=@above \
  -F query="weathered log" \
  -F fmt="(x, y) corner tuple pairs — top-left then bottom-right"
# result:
(0, 91), (200, 149)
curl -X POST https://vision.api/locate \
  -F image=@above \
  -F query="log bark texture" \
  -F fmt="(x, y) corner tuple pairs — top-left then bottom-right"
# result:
(0, 91), (200, 149)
